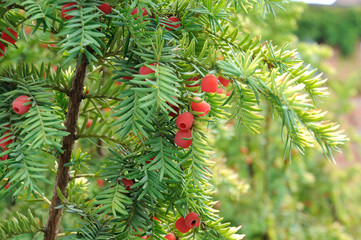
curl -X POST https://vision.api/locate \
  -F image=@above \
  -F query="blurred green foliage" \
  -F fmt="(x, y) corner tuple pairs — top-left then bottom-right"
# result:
(210, 2), (361, 239)
(295, 6), (361, 55)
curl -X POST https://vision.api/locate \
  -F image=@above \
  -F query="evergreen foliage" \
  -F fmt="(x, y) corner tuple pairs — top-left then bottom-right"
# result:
(0, 0), (347, 239)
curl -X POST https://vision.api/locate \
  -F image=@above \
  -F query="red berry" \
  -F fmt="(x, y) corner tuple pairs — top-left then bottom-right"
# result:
(168, 103), (179, 117)
(218, 76), (230, 87)
(4, 183), (10, 190)
(121, 178), (133, 190)
(176, 112), (194, 131)
(184, 212), (201, 229)
(61, 3), (77, 20)
(98, 3), (111, 14)
(146, 156), (155, 164)
(191, 97), (210, 117)
(165, 233), (176, 240)
(0, 131), (12, 161)
(86, 119), (93, 128)
(12, 95), (31, 115)
(0, 43), (5, 57)
(174, 129), (192, 148)
(201, 74), (218, 93)
(0, 153), (8, 161)
(216, 87), (224, 94)
(1, 28), (18, 45)
(96, 179), (104, 188)
(131, 7), (149, 17)
(164, 16), (181, 31)
(185, 76), (199, 87)
(139, 63), (156, 75)
(0, 131), (13, 148)
(175, 216), (191, 233)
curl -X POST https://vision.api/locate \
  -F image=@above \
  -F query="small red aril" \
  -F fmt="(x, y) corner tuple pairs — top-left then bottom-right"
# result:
(98, 3), (111, 14)
(0, 130), (13, 161)
(174, 129), (192, 148)
(0, 153), (8, 161)
(191, 97), (210, 117)
(139, 63), (156, 75)
(96, 179), (104, 188)
(121, 178), (133, 190)
(4, 183), (10, 190)
(168, 103), (179, 117)
(0, 131), (13, 148)
(201, 74), (218, 93)
(176, 112), (194, 131)
(12, 95), (31, 115)
(184, 212), (201, 229)
(1, 28), (18, 45)
(131, 7), (149, 17)
(164, 17), (181, 31)
(0, 43), (5, 57)
(86, 119), (93, 128)
(218, 76), (230, 87)
(185, 76), (199, 87)
(165, 233), (176, 240)
(216, 87), (224, 94)
(61, 3), (77, 20)
(175, 216), (191, 233)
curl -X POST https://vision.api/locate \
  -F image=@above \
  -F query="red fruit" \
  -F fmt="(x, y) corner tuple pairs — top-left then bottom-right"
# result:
(96, 179), (104, 188)
(165, 233), (176, 240)
(139, 63), (156, 75)
(0, 153), (8, 161)
(0, 131), (13, 148)
(61, 3), (77, 20)
(168, 103), (179, 117)
(86, 119), (93, 128)
(174, 129), (192, 148)
(176, 112), (194, 131)
(25, 26), (32, 35)
(185, 76), (199, 87)
(216, 87), (224, 94)
(4, 183), (10, 190)
(121, 178), (133, 190)
(175, 216), (191, 233)
(226, 90), (232, 96)
(184, 212), (201, 229)
(12, 95), (31, 115)
(201, 74), (218, 93)
(218, 76), (230, 87)
(98, 3), (111, 14)
(191, 97), (210, 117)
(131, 7), (149, 17)
(164, 16), (181, 31)
(0, 43), (5, 57)
(146, 156), (155, 164)
(1, 28), (18, 45)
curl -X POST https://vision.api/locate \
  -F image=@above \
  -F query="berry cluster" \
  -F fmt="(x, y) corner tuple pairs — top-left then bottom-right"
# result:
(0, 28), (18, 57)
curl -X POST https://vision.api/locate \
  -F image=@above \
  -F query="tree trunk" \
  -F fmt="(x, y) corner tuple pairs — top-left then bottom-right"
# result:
(44, 55), (89, 240)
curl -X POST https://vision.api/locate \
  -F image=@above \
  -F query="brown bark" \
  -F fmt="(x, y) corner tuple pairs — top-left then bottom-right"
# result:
(44, 55), (89, 240)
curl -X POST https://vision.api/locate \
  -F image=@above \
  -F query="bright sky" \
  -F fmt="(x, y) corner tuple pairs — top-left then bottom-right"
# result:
(293, 0), (336, 4)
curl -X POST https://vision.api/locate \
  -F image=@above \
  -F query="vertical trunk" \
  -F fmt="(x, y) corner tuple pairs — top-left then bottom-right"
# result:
(44, 55), (88, 240)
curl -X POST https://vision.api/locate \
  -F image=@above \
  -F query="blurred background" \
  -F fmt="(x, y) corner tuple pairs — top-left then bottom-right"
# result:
(1, 1), (361, 239)
(213, 0), (361, 239)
